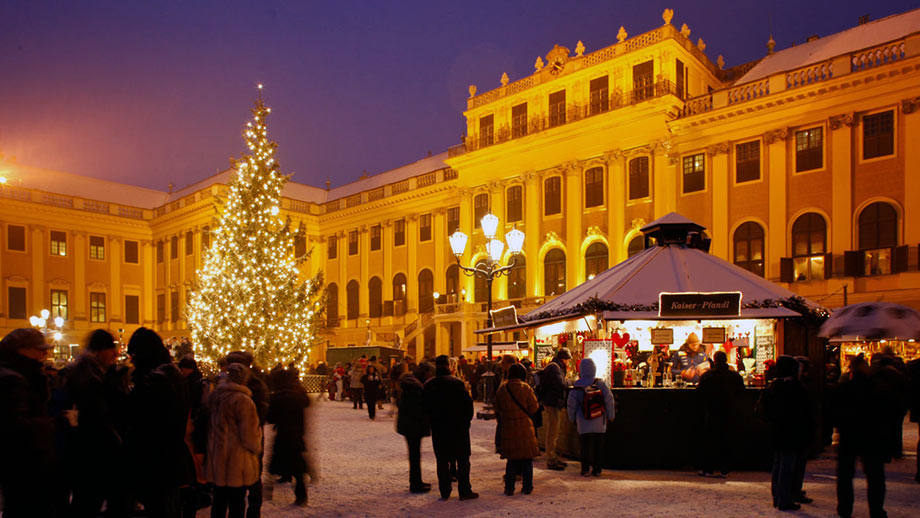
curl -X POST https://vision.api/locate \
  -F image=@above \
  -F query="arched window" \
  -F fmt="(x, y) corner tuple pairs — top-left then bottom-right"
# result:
(734, 222), (765, 277)
(585, 242), (608, 280)
(506, 185), (523, 223)
(858, 202), (898, 276)
(508, 255), (526, 300)
(445, 264), (460, 302)
(418, 269), (434, 313)
(368, 277), (382, 318)
(544, 249), (566, 296)
(393, 273), (407, 316)
(346, 280), (360, 320)
(326, 283), (338, 327)
(544, 177), (561, 215)
(791, 213), (826, 281)
(628, 157), (650, 200)
(474, 193), (489, 229)
(584, 167), (604, 207)
(474, 260), (488, 303)
(627, 235), (645, 257)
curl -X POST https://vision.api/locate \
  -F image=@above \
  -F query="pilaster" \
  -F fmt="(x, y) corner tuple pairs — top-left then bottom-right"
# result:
(382, 221), (393, 301)
(108, 236), (122, 323)
(829, 114), (855, 255)
(523, 173), (540, 296)
(407, 214), (418, 313)
(901, 98), (920, 245)
(143, 241), (154, 325)
(606, 150), (626, 264)
(359, 226), (369, 316)
(31, 227), (45, 315)
(765, 127), (789, 279)
(708, 142), (731, 259)
(433, 208), (446, 295)
(73, 231), (87, 321)
(458, 189), (474, 302)
(564, 163), (582, 288)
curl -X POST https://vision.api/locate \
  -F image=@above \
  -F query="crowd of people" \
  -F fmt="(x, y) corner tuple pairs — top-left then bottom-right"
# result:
(0, 327), (311, 518)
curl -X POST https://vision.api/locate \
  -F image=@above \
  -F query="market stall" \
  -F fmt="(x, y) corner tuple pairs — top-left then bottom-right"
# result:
(479, 213), (829, 469)
(819, 301), (920, 368)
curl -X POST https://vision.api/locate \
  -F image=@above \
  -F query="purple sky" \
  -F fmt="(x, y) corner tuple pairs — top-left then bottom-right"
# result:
(1, 0), (916, 191)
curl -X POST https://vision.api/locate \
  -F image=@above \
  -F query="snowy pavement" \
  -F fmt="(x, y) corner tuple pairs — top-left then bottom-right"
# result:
(215, 397), (920, 518)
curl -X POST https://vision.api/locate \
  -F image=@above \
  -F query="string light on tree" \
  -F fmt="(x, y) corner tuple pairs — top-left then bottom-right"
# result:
(187, 85), (325, 375)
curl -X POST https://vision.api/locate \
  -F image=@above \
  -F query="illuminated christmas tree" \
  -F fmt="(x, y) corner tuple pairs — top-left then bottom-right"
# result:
(188, 86), (324, 373)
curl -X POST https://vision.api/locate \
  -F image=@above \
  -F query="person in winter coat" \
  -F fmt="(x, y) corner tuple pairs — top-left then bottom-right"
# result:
(537, 347), (571, 470)
(696, 351), (745, 477)
(493, 364), (540, 495)
(267, 368), (310, 507)
(423, 355), (478, 501)
(349, 363), (365, 409)
(125, 327), (196, 518)
(206, 364), (263, 518)
(66, 329), (129, 518)
(224, 351), (270, 518)
(397, 362), (433, 493)
(0, 328), (56, 518)
(757, 355), (813, 511)
(670, 332), (709, 383)
(361, 365), (383, 420)
(566, 358), (616, 477)
(368, 356), (387, 409)
(332, 363), (346, 401)
(908, 356), (920, 481)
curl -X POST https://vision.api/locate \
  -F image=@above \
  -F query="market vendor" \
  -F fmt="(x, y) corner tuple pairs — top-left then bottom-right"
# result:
(671, 332), (710, 383)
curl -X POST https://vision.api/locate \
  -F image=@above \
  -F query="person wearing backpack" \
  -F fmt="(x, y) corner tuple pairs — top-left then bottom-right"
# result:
(536, 347), (572, 471)
(566, 358), (616, 477)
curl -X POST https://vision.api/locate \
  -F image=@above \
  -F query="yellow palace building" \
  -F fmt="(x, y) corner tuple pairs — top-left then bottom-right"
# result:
(2, 8), (920, 361)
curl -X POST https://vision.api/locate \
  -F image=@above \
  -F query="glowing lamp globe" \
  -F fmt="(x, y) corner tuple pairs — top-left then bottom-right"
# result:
(40, 309), (50, 320)
(29, 316), (40, 327)
(53, 331), (63, 342)
(449, 231), (469, 257)
(480, 213), (499, 239)
(487, 239), (505, 262)
(54, 316), (64, 328)
(505, 227), (525, 254)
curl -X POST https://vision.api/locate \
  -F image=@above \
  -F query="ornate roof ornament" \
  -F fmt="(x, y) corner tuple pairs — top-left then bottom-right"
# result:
(534, 56), (545, 72)
(717, 55), (725, 69)
(500, 72), (509, 86)
(696, 38), (706, 51)
(767, 34), (776, 55)
(662, 8), (674, 25)
(468, 85), (477, 98)
(617, 26), (628, 43)
(680, 23), (690, 38)
(575, 40), (585, 57)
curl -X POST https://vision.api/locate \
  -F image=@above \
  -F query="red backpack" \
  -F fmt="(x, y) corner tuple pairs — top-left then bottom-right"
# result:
(579, 379), (605, 419)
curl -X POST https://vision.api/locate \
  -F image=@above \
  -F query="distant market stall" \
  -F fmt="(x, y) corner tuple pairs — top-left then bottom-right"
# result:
(819, 301), (920, 367)
(479, 213), (829, 469)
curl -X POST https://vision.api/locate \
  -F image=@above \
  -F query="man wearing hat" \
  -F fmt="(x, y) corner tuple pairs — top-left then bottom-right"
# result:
(671, 332), (709, 384)
(422, 355), (478, 501)
(0, 328), (56, 517)
(536, 347), (572, 471)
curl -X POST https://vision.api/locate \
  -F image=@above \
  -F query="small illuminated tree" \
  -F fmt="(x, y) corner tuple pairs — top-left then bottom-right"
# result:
(187, 86), (324, 372)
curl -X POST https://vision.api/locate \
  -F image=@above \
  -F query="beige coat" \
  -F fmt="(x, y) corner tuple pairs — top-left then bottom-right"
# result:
(205, 381), (263, 487)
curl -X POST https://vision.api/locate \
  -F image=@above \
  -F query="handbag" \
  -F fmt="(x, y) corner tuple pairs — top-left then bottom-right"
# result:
(507, 384), (543, 429)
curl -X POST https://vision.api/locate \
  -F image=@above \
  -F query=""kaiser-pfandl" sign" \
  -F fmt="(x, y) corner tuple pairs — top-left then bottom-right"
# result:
(658, 292), (742, 318)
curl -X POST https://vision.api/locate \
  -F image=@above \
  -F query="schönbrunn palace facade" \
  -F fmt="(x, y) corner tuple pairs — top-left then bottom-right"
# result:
(2, 9), (920, 361)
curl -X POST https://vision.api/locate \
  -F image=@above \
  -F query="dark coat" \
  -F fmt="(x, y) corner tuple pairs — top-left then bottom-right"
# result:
(65, 353), (126, 475)
(361, 372), (383, 403)
(397, 373), (430, 438)
(757, 375), (813, 451)
(697, 364), (745, 421)
(423, 371), (473, 457)
(833, 370), (888, 457)
(908, 358), (920, 423)
(537, 360), (567, 409)
(868, 363), (908, 459)
(493, 380), (540, 460)
(0, 352), (54, 480)
(267, 381), (309, 477)
(126, 362), (195, 489)
(247, 373), (270, 426)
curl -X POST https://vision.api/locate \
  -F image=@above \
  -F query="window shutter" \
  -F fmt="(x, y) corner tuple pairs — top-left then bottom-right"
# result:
(383, 301), (394, 317)
(824, 253), (834, 279)
(779, 258), (794, 283)
(893, 245), (909, 273)
(844, 251), (864, 277)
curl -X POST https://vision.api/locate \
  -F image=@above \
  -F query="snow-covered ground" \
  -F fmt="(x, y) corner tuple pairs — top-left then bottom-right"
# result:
(214, 397), (920, 518)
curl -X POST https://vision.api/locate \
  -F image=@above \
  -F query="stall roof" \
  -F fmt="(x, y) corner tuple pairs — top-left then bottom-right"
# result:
(483, 213), (824, 333)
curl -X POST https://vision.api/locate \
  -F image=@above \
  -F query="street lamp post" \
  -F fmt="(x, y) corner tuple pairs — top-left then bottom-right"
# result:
(29, 308), (65, 352)
(448, 213), (524, 419)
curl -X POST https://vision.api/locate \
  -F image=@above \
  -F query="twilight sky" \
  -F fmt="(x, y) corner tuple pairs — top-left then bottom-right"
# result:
(1, 0), (916, 191)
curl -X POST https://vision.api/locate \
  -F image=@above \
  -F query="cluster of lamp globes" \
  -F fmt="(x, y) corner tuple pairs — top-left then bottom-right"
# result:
(448, 213), (525, 261)
(29, 309), (65, 342)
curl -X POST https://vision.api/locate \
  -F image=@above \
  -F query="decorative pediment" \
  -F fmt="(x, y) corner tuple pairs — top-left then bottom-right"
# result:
(828, 112), (856, 130)
(586, 226), (604, 237)
(630, 218), (647, 231)
(48, 278), (71, 287)
(5, 275), (28, 283)
(544, 231), (562, 244)
(88, 281), (108, 290)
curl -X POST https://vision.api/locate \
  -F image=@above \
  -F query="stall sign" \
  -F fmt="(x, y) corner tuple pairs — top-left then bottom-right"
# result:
(650, 328), (674, 344)
(490, 306), (519, 328)
(755, 334), (774, 372)
(534, 344), (554, 366)
(702, 327), (726, 344)
(658, 292), (742, 317)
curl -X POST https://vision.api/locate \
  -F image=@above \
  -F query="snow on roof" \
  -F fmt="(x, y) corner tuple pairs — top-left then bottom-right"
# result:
(325, 151), (449, 201)
(167, 169), (328, 204)
(736, 7), (920, 84)
(0, 161), (169, 209)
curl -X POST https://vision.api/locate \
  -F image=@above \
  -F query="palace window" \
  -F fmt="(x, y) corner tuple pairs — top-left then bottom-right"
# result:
(419, 214), (432, 242)
(474, 193), (489, 229)
(8, 287), (27, 319)
(858, 202), (898, 276)
(544, 177), (561, 215)
(294, 235), (306, 257)
(185, 232), (193, 255)
(676, 59), (685, 99)
(735, 141), (760, 183)
(171, 291), (179, 322)
(51, 290), (68, 320)
(7, 225), (25, 251)
(89, 236), (105, 260)
(157, 293), (165, 323)
(124, 240), (139, 264)
(795, 127), (823, 172)
(125, 295), (140, 324)
(585, 242), (608, 280)
(627, 235), (645, 257)
(508, 255), (526, 300)
(791, 213), (827, 281)
(733, 222), (765, 277)
(90, 292), (106, 323)
(589, 76), (609, 115)
(682, 154), (705, 193)
(512, 103), (528, 138)
(157, 241), (164, 262)
(479, 114), (494, 148)
(506, 186), (522, 223)
(447, 207), (460, 234)
(633, 60), (654, 101)
(584, 167), (604, 208)
(348, 230), (358, 255)
(201, 226), (210, 251)
(326, 284), (339, 327)
(418, 269), (434, 313)
(170, 236), (178, 259)
(544, 249), (566, 296)
(863, 111), (894, 160)
(327, 235), (337, 259)
(474, 261), (488, 303)
(346, 280), (359, 320)
(549, 90), (566, 127)
(368, 277), (382, 318)
(370, 225), (381, 251)
(50, 231), (67, 256)
(446, 265), (460, 303)
(394, 219), (406, 246)
(393, 273), (407, 316)
(628, 157), (650, 200)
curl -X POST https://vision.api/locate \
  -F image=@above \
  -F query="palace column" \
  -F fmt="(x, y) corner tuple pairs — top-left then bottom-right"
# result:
(652, 144), (677, 218)
(900, 98), (920, 244)
(829, 114), (856, 256)
(765, 128), (790, 280)
(108, 236), (122, 325)
(709, 143), (730, 259)
(458, 189), (473, 302)
(72, 231), (86, 323)
(523, 172), (540, 296)
(31, 227), (45, 316)
(142, 240), (155, 326)
(564, 164), (582, 289)
(433, 208), (446, 296)
(359, 225), (369, 317)
(606, 151), (626, 264)
(407, 214), (419, 314)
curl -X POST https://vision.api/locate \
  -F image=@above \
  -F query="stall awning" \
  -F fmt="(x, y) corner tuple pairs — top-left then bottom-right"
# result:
(463, 342), (528, 353)
(601, 307), (800, 320)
